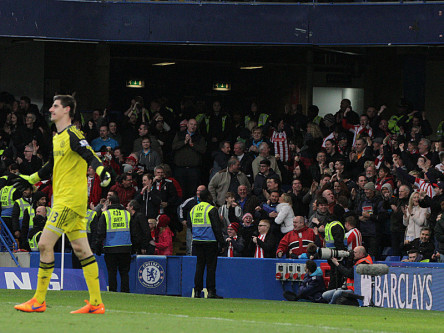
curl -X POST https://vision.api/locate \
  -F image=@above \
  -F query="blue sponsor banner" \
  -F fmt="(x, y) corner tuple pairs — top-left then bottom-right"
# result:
(354, 265), (444, 311)
(0, 268), (107, 291)
(135, 256), (167, 295)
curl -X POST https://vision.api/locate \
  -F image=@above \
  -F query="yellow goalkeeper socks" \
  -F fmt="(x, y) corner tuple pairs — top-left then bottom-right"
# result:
(34, 261), (55, 304)
(80, 255), (103, 306)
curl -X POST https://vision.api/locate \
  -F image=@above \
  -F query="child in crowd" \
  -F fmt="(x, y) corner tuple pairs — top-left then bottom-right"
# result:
(154, 214), (174, 255)
(219, 192), (242, 236)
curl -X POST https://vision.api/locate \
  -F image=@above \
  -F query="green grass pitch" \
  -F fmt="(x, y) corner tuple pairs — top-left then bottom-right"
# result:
(2, 289), (444, 333)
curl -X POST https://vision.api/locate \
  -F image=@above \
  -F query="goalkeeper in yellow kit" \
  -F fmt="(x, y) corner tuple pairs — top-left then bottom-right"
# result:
(14, 95), (111, 314)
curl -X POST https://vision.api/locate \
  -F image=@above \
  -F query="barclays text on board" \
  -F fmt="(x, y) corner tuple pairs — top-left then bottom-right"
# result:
(372, 273), (432, 310)
(355, 267), (442, 311)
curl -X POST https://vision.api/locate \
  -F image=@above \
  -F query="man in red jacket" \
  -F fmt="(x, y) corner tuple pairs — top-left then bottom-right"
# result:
(276, 216), (320, 258)
(109, 172), (136, 207)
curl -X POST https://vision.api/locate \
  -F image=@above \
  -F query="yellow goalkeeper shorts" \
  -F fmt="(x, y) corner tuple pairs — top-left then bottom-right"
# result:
(45, 205), (87, 241)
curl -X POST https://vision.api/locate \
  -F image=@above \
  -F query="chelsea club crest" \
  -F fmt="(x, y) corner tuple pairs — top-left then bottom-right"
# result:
(138, 261), (165, 288)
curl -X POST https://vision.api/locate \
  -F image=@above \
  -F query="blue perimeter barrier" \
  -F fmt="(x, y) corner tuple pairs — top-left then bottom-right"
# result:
(354, 261), (444, 311)
(23, 253), (444, 311)
(0, 267), (107, 291)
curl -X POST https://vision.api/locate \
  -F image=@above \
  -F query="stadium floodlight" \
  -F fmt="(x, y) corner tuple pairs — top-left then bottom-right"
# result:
(152, 62), (176, 66)
(240, 66), (263, 70)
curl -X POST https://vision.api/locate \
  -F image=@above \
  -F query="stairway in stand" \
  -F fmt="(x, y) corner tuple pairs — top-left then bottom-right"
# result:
(173, 228), (187, 256)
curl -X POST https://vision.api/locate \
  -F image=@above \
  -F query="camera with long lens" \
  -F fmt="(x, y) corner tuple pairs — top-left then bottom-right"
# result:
(317, 248), (353, 261)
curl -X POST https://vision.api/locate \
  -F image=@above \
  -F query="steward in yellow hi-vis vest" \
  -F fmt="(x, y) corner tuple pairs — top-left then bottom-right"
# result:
(95, 194), (133, 293)
(14, 95), (110, 314)
(9, 182), (32, 240)
(322, 219), (346, 291)
(18, 191), (48, 249)
(189, 189), (225, 299)
(324, 221), (346, 249)
(27, 206), (48, 252)
(11, 195), (32, 231)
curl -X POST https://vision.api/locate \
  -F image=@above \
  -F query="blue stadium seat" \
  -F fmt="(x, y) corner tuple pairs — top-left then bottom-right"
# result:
(382, 247), (394, 256)
(385, 256), (401, 262)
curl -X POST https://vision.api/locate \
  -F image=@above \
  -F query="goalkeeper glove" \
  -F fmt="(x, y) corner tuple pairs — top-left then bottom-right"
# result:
(96, 166), (111, 187)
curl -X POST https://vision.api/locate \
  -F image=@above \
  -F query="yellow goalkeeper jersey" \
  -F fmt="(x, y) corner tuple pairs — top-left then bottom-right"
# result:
(39, 125), (102, 217)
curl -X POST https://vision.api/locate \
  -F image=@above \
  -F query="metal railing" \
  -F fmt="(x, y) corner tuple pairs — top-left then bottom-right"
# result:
(0, 218), (20, 267)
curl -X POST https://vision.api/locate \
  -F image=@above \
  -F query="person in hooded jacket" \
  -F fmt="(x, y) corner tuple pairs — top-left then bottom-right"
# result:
(283, 260), (326, 303)
(154, 214), (174, 255)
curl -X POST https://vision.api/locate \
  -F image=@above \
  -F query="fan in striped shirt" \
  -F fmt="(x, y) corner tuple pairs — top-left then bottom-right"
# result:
(344, 216), (362, 251)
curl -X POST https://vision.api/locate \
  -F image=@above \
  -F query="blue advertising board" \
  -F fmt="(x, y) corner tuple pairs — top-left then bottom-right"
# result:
(180, 257), (315, 300)
(0, 268), (107, 291)
(354, 265), (444, 311)
(135, 256), (167, 295)
(21, 252), (444, 312)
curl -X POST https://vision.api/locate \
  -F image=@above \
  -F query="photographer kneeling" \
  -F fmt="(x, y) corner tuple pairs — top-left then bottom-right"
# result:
(322, 246), (372, 304)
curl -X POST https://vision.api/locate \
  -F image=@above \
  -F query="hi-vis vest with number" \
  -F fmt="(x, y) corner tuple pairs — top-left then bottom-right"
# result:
(0, 185), (16, 217)
(324, 221), (345, 248)
(14, 198), (31, 227)
(85, 209), (97, 233)
(29, 231), (42, 252)
(27, 206), (52, 229)
(190, 202), (216, 241)
(104, 208), (131, 248)
(346, 255), (373, 291)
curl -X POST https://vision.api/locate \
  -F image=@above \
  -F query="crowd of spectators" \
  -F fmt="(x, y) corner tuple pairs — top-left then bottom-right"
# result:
(1, 90), (444, 264)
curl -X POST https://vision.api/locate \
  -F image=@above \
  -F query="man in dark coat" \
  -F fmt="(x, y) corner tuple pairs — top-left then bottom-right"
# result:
(127, 200), (152, 254)
(248, 219), (277, 258)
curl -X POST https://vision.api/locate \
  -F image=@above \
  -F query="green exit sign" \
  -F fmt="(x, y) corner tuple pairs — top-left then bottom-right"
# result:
(126, 80), (145, 88)
(213, 82), (231, 91)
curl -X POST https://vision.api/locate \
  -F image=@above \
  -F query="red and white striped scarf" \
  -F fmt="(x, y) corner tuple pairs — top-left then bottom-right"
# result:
(271, 130), (290, 162)
(254, 234), (266, 258)
(322, 132), (335, 148)
(375, 154), (384, 169)
(350, 125), (373, 146)
(227, 236), (237, 257)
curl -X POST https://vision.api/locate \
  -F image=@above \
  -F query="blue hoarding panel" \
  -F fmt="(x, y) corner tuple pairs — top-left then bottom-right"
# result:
(29, 252), (138, 293)
(166, 256), (182, 295)
(181, 257), (316, 300)
(181, 256), (196, 298)
(0, 267), (107, 291)
(25, 252), (444, 312)
(135, 255), (167, 295)
(354, 263), (444, 310)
